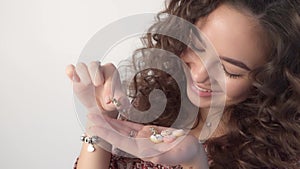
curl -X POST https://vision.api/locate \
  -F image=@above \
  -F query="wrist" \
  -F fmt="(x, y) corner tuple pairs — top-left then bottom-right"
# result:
(81, 133), (112, 153)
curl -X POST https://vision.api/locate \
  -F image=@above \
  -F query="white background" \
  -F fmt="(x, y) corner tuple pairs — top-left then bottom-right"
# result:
(0, 0), (163, 168)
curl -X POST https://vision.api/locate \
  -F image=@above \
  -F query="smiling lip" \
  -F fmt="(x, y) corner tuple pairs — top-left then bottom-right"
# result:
(191, 82), (212, 97)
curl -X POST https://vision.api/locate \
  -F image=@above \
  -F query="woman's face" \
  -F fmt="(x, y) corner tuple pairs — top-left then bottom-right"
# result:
(182, 4), (267, 108)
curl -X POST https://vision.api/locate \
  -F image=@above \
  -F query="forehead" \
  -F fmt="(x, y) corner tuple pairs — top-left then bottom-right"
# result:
(195, 4), (267, 69)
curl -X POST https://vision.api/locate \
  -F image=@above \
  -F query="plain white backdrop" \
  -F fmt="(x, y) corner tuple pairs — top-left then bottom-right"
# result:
(0, 0), (163, 168)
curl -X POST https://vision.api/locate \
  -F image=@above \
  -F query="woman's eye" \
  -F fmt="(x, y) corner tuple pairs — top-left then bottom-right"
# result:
(222, 64), (242, 79)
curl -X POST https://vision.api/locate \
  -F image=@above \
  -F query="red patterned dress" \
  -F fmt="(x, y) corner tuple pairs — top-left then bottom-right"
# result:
(73, 154), (182, 169)
(73, 144), (209, 169)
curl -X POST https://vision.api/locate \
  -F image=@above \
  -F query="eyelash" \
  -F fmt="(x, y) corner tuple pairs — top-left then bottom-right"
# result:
(188, 39), (242, 79)
(222, 64), (242, 79)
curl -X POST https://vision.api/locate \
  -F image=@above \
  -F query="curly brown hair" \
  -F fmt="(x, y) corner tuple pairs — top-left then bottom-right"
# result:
(124, 0), (300, 168)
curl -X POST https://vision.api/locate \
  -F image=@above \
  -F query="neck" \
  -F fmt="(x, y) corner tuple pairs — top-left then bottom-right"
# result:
(199, 108), (210, 121)
(190, 107), (229, 142)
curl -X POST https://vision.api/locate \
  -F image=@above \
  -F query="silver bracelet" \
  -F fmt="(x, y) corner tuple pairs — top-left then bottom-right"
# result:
(80, 134), (101, 152)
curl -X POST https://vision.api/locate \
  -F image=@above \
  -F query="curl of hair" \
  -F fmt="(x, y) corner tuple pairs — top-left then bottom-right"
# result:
(127, 0), (300, 168)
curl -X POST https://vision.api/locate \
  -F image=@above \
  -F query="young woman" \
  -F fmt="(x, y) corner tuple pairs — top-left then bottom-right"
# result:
(66, 0), (300, 168)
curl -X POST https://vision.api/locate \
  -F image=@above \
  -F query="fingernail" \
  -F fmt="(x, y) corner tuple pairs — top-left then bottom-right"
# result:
(163, 135), (177, 143)
(105, 96), (112, 104)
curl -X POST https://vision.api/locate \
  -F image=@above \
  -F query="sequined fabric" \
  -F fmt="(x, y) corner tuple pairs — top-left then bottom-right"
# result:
(73, 155), (182, 169)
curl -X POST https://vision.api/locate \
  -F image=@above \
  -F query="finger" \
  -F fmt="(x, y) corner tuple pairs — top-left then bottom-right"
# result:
(96, 63), (122, 110)
(75, 62), (92, 86)
(65, 64), (80, 82)
(88, 61), (104, 87)
(103, 64), (125, 100)
(100, 63), (117, 94)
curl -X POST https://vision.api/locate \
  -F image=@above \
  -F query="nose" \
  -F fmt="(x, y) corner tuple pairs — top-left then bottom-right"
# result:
(190, 63), (210, 84)
(190, 59), (210, 84)
(182, 46), (213, 85)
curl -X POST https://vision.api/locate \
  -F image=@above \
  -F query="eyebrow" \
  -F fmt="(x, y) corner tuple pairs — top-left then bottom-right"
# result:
(220, 56), (251, 71)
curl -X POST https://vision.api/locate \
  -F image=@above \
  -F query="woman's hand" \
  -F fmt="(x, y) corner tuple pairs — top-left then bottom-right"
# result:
(87, 113), (209, 168)
(66, 61), (124, 113)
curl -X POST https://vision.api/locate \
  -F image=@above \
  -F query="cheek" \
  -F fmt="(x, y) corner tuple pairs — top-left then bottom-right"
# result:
(226, 79), (252, 103)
